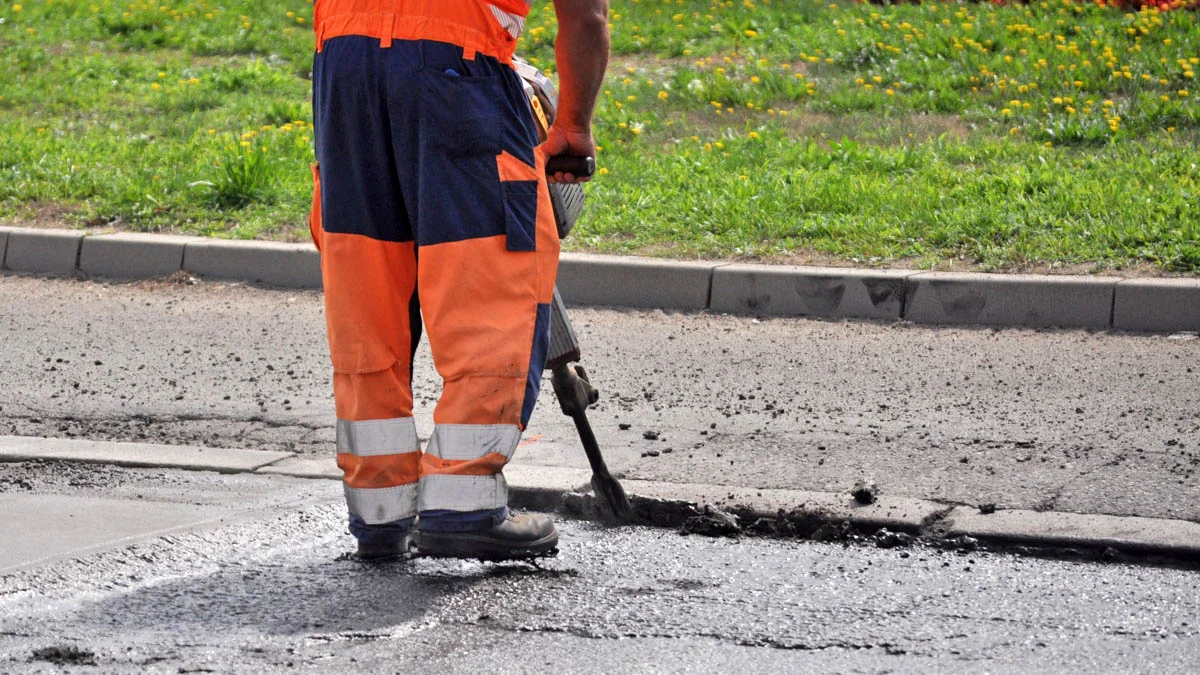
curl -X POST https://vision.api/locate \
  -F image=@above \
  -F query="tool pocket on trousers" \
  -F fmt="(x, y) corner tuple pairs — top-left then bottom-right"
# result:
(419, 69), (504, 158)
(502, 180), (538, 252)
(309, 162), (322, 252)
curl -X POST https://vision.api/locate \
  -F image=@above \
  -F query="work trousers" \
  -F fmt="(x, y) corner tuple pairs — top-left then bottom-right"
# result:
(310, 34), (559, 529)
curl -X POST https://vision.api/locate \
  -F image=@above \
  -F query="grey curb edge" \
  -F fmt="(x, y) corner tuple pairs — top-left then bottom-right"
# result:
(2, 227), (1197, 332)
(1, 436), (1196, 561)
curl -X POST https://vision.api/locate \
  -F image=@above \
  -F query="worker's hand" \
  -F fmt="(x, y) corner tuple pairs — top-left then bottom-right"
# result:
(542, 124), (596, 184)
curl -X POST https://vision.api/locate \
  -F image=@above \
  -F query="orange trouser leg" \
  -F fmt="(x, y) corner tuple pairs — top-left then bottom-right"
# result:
(416, 149), (560, 513)
(319, 225), (423, 524)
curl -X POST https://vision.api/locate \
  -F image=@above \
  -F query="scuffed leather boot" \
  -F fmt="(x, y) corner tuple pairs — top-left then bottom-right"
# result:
(356, 535), (410, 562)
(415, 511), (559, 561)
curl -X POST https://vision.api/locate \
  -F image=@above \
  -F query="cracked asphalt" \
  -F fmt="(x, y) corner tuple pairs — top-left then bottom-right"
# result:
(1, 462), (1198, 674)
(0, 273), (1197, 522)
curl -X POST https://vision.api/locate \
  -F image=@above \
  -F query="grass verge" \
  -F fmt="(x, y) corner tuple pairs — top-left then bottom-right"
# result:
(0, 0), (1197, 272)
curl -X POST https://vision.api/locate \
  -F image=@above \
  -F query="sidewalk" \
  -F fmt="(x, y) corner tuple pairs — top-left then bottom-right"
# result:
(2, 435), (1198, 563)
(1, 225), (1198, 332)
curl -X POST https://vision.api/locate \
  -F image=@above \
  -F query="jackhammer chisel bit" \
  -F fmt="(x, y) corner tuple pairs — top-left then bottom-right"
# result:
(516, 55), (634, 523)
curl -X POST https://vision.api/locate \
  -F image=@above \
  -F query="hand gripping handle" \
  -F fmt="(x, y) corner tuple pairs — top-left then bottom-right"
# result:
(545, 155), (595, 178)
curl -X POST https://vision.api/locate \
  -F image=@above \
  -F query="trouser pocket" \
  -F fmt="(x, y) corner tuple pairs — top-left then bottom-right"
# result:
(501, 180), (538, 252)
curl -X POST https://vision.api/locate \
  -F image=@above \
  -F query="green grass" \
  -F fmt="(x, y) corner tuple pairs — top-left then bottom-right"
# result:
(1, 0), (1198, 271)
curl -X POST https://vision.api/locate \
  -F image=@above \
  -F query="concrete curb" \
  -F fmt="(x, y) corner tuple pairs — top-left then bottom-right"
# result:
(556, 252), (718, 310)
(0, 226), (13, 268)
(4, 229), (84, 276)
(1, 226), (1198, 331)
(905, 272), (1117, 329)
(0, 435), (292, 473)
(2, 435), (1196, 561)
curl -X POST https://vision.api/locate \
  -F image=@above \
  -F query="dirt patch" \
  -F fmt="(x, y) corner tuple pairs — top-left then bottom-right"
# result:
(31, 646), (98, 666)
(0, 201), (88, 230)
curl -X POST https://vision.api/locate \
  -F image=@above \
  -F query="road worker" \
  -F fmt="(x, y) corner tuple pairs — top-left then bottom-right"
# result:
(308, 0), (610, 560)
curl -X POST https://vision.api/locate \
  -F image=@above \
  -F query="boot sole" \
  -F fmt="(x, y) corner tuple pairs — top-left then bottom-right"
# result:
(415, 530), (559, 562)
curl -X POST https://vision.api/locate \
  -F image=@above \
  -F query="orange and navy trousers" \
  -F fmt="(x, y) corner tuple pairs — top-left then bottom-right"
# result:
(309, 0), (557, 536)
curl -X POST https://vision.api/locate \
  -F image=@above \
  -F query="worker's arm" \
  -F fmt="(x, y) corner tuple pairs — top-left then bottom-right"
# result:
(543, 0), (609, 184)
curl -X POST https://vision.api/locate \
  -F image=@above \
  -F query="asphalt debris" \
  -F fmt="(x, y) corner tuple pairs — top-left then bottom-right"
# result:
(679, 507), (741, 538)
(851, 479), (878, 505)
(31, 646), (97, 667)
(874, 528), (914, 549)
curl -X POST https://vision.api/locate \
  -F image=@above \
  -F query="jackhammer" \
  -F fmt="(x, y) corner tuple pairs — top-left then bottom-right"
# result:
(515, 58), (634, 523)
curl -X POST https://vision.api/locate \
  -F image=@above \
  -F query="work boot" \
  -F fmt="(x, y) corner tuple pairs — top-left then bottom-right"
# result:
(415, 511), (559, 561)
(356, 535), (410, 562)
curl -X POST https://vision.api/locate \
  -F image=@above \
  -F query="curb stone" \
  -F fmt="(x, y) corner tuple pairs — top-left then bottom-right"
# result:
(4, 229), (83, 276)
(556, 252), (720, 310)
(80, 232), (198, 280)
(905, 272), (1118, 329)
(1, 435), (1196, 561)
(0, 226), (1198, 331)
(710, 264), (915, 320)
(0, 435), (292, 474)
(183, 239), (321, 288)
(0, 226), (13, 268)
(943, 506), (1200, 559)
(1113, 278), (1200, 333)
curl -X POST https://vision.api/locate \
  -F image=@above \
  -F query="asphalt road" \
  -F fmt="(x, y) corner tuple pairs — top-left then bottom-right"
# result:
(0, 274), (1197, 522)
(0, 462), (1197, 674)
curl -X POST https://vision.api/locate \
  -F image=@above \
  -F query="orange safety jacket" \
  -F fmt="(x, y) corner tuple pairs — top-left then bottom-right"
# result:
(314, 0), (533, 63)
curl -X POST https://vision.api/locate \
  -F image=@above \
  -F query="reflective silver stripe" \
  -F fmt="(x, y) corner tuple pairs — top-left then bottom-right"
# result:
(487, 4), (526, 39)
(425, 424), (521, 461)
(344, 483), (419, 524)
(336, 418), (419, 457)
(418, 474), (508, 512)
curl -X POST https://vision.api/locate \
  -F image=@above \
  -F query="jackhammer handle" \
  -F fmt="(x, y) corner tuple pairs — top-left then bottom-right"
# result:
(545, 155), (595, 178)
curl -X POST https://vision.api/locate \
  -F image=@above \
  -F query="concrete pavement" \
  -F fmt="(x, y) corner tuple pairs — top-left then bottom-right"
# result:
(2, 225), (1199, 331)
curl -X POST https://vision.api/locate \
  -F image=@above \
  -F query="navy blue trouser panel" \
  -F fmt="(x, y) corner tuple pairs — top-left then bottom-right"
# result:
(313, 36), (541, 248)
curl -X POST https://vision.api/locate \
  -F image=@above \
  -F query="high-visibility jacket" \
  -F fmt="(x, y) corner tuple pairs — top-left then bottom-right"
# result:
(315, 0), (533, 59)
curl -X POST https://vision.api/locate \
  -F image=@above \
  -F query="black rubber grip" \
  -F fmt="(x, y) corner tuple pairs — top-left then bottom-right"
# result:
(545, 155), (595, 178)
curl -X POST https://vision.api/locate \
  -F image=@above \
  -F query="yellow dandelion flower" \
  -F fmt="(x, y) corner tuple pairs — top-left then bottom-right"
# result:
(748, 131), (759, 139)
(657, 91), (668, 100)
